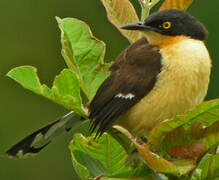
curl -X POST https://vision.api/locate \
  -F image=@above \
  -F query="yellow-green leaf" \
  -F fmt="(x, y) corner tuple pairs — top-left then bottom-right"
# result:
(7, 66), (85, 116)
(113, 125), (188, 176)
(191, 153), (219, 180)
(69, 133), (130, 178)
(148, 99), (219, 153)
(100, 0), (142, 43)
(159, 0), (194, 11)
(57, 17), (110, 99)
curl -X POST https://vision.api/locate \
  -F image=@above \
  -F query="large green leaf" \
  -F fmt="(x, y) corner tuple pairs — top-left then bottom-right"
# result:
(69, 133), (130, 178)
(8, 17), (110, 115)
(101, 176), (158, 180)
(71, 150), (91, 180)
(203, 120), (219, 151)
(107, 128), (132, 154)
(69, 133), (162, 179)
(159, 0), (194, 11)
(72, 150), (108, 178)
(57, 17), (110, 100)
(7, 66), (85, 116)
(100, 0), (142, 43)
(191, 153), (219, 180)
(113, 126), (196, 176)
(148, 100), (219, 157)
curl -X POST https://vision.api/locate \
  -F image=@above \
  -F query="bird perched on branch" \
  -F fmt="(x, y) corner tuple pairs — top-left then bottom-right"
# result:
(6, 9), (211, 159)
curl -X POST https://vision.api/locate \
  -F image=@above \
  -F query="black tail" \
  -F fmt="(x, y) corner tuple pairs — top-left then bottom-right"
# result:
(6, 111), (82, 159)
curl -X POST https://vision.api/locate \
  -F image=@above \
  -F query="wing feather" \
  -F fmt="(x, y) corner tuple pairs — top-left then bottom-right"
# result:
(89, 37), (162, 137)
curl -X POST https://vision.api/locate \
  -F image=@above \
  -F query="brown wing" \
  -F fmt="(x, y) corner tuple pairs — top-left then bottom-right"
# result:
(89, 38), (162, 137)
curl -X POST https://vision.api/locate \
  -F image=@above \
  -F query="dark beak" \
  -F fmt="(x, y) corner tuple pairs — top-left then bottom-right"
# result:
(121, 22), (153, 31)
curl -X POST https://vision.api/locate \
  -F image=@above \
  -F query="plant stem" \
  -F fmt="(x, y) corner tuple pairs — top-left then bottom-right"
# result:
(149, 0), (161, 9)
(139, 0), (150, 21)
(138, 0), (161, 21)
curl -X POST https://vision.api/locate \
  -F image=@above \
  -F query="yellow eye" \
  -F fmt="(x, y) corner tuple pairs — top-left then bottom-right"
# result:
(162, 21), (171, 29)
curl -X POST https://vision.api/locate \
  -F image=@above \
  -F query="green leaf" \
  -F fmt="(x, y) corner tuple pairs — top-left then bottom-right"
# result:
(71, 151), (91, 180)
(203, 120), (219, 151)
(51, 69), (84, 115)
(159, 0), (194, 11)
(7, 66), (85, 116)
(100, 0), (142, 43)
(148, 100), (219, 156)
(101, 176), (157, 180)
(171, 159), (196, 175)
(69, 133), (130, 178)
(113, 165), (155, 179)
(72, 150), (108, 177)
(69, 133), (162, 179)
(57, 17), (110, 100)
(7, 65), (42, 94)
(191, 153), (219, 180)
(113, 126), (195, 176)
(108, 128), (132, 154)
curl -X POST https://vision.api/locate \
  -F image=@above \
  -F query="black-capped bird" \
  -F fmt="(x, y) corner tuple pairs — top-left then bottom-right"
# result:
(6, 9), (211, 158)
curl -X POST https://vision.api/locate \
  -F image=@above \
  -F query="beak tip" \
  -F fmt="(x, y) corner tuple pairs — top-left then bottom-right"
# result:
(120, 22), (146, 31)
(120, 25), (128, 30)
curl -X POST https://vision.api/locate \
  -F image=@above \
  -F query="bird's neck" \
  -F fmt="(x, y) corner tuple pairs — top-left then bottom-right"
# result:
(143, 31), (188, 48)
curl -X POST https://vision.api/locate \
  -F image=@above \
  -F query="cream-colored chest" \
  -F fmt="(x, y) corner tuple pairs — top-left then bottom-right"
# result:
(119, 38), (211, 137)
(158, 38), (211, 105)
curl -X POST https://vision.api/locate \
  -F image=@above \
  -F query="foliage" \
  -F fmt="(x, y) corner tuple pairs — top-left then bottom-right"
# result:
(159, 0), (194, 11)
(7, 66), (85, 116)
(101, 0), (142, 43)
(7, 0), (219, 179)
(56, 17), (110, 100)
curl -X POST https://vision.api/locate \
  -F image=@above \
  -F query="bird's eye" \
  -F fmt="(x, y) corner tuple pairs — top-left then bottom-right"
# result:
(162, 21), (171, 29)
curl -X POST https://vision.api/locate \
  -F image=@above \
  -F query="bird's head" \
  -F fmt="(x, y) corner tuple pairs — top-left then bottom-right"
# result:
(121, 9), (208, 46)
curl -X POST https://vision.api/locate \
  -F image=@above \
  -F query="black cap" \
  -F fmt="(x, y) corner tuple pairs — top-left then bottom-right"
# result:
(121, 9), (208, 41)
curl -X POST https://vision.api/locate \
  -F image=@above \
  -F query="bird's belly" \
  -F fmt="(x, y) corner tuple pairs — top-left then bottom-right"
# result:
(117, 39), (211, 137)
(120, 80), (205, 137)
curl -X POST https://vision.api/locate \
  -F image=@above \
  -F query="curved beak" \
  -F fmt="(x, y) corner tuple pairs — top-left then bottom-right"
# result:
(120, 22), (153, 31)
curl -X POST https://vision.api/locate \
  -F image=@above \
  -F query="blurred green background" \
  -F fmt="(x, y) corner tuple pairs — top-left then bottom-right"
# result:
(0, 0), (218, 179)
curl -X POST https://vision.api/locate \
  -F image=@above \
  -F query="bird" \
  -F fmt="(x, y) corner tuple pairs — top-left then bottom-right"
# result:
(6, 9), (211, 159)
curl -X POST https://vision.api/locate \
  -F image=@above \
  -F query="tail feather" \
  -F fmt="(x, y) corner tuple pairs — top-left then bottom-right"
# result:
(6, 111), (82, 159)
